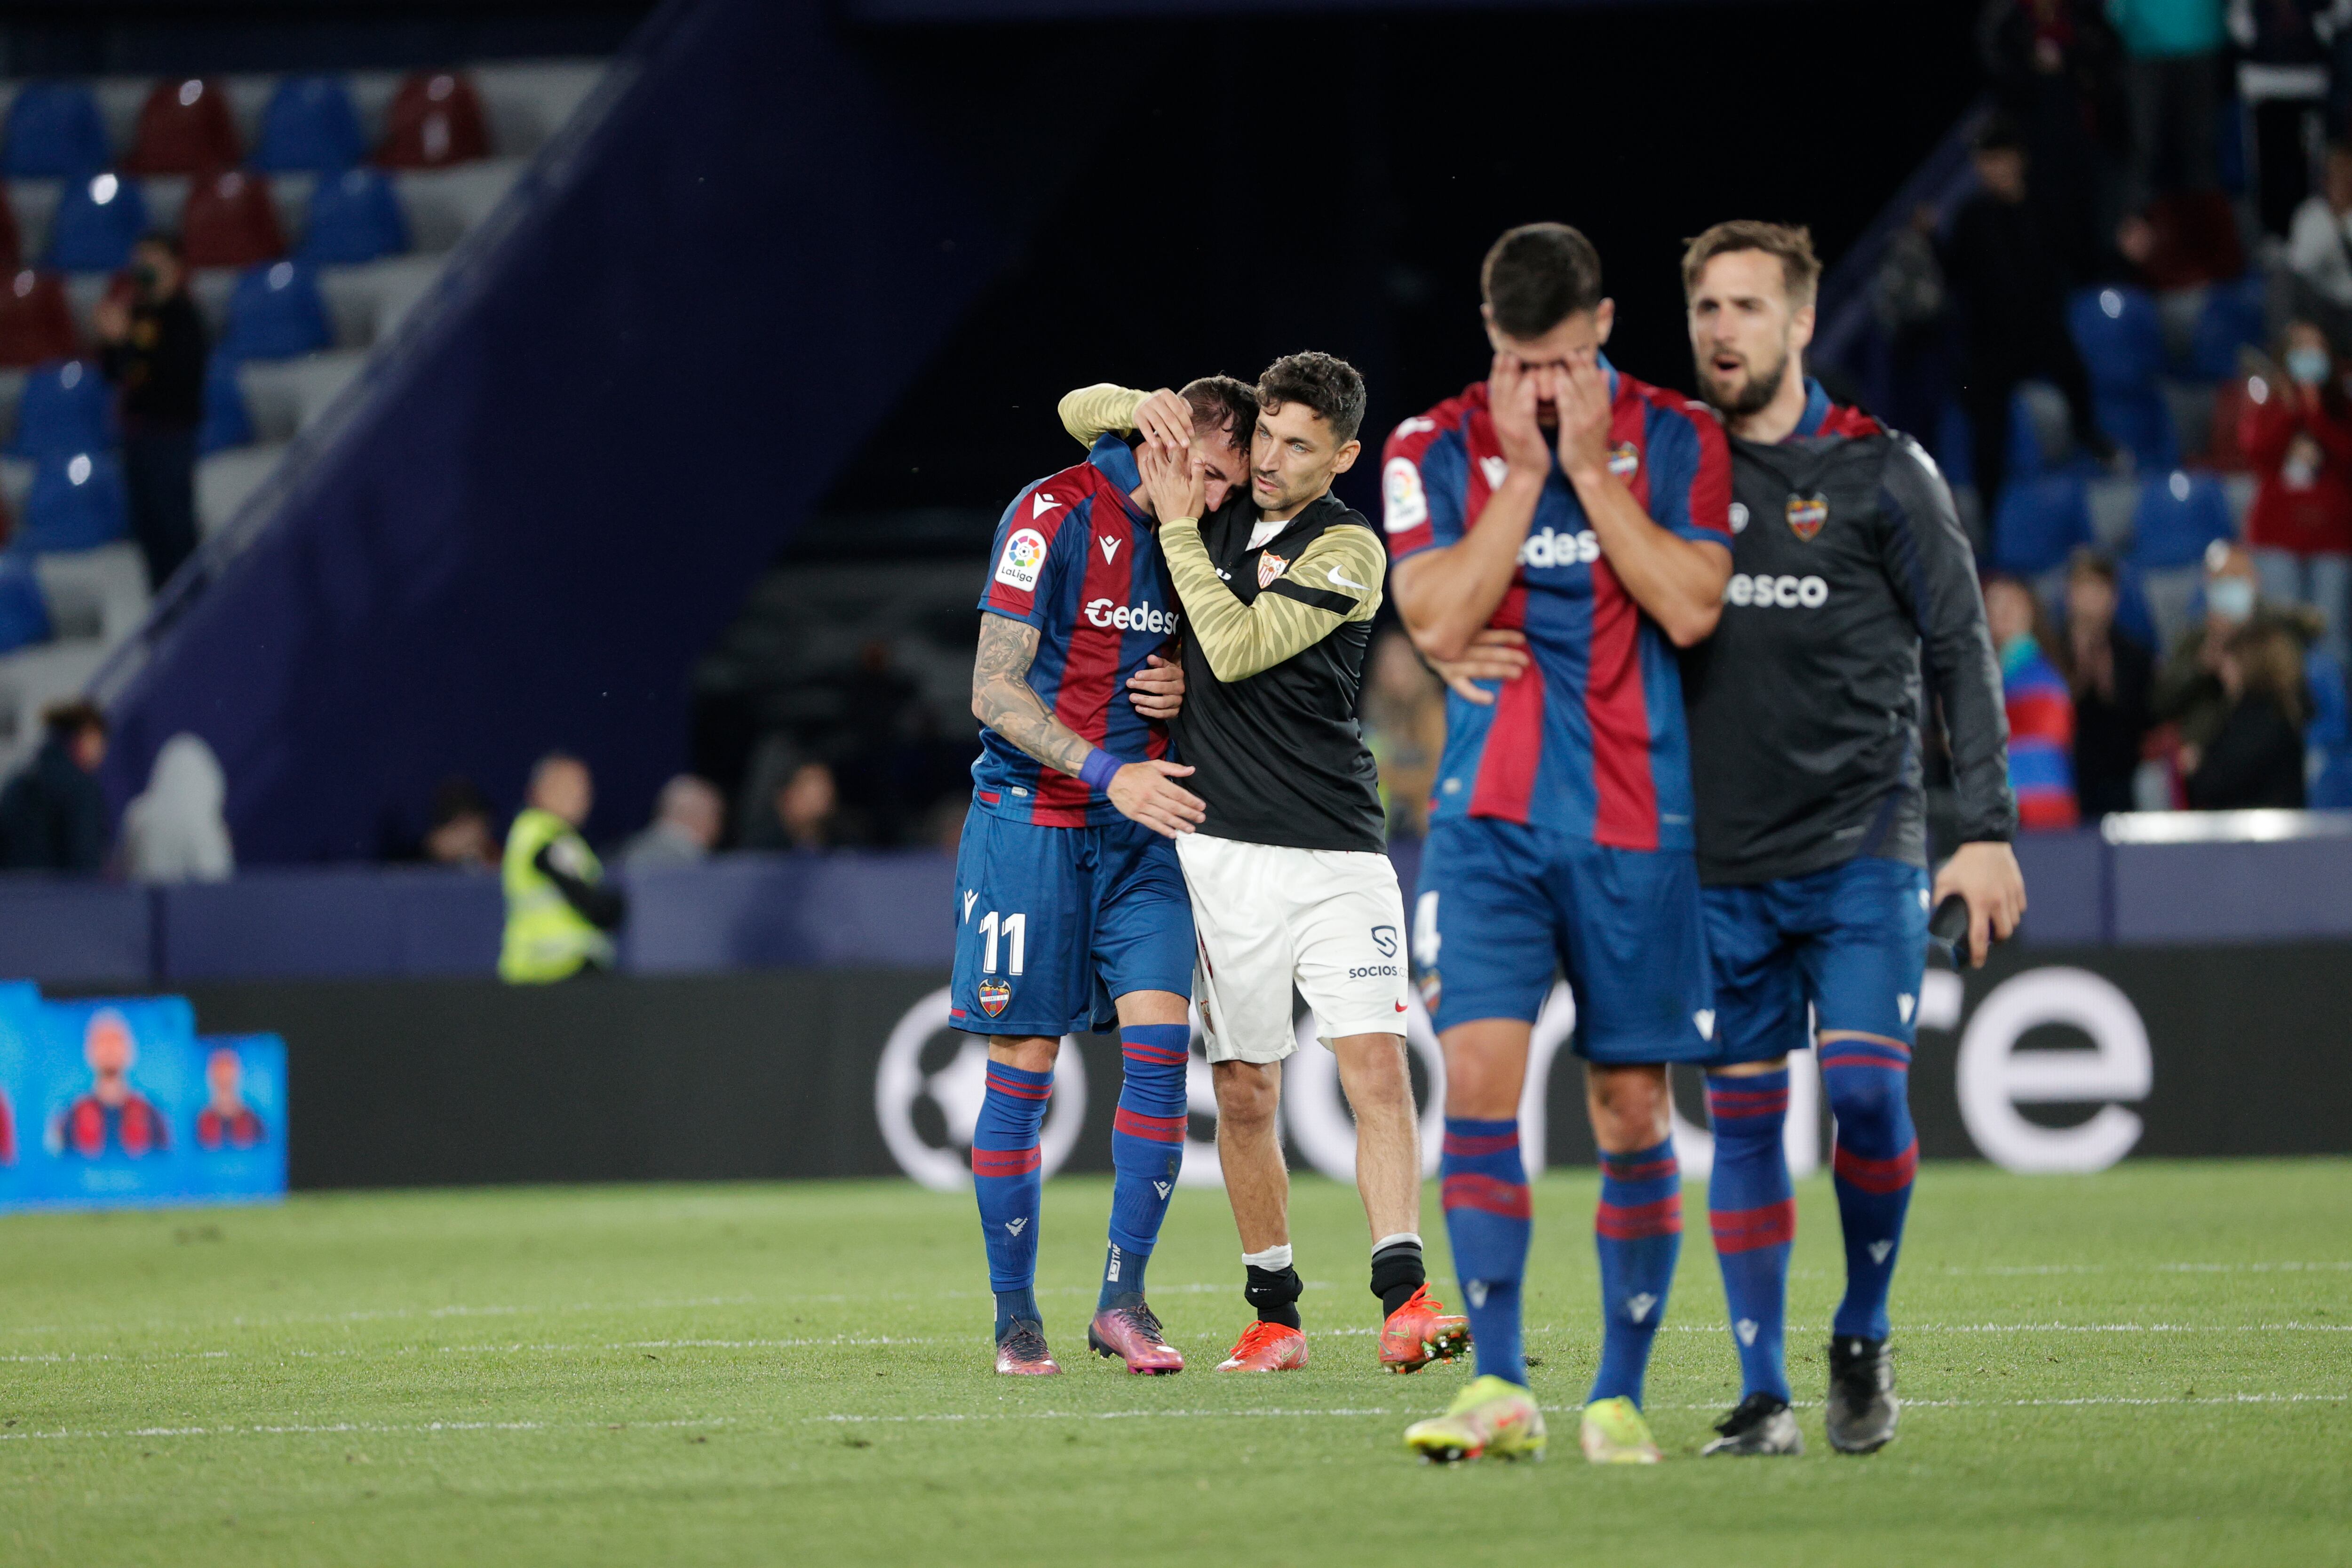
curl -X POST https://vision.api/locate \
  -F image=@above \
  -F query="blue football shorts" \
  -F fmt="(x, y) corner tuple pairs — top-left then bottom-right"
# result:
(1698, 854), (1930, 1068)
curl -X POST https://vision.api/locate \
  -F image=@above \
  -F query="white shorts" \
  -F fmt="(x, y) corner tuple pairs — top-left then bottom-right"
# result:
(1176, 832), (1410, 1065)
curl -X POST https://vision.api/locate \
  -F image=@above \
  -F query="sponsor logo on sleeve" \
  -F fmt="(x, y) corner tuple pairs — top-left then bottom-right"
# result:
(995, 527), (1048, 592)
(1383, 456), (1428, 534)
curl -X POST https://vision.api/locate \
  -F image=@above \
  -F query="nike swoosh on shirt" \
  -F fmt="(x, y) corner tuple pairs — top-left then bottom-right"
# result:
(1326, 565), (1370, 591)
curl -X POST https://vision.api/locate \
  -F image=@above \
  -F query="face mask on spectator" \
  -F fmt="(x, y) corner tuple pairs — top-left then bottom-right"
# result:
(2208, 576), (2257, 625)
(2287, 346), (2331, 386)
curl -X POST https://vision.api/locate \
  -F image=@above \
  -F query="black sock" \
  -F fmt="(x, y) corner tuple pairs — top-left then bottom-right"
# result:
(1244, 1264), (1303, 1329)
(1370, 1238), (1425, 1319)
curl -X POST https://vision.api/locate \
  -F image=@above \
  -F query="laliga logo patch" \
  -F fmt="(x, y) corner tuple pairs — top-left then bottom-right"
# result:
(1258, 551), (1290, 589)
(995, 526), (1047, 591)
(977, 979), (1011, 1018)
(1786, 493), (1828, 541)
(1606, 441), (1640, 478)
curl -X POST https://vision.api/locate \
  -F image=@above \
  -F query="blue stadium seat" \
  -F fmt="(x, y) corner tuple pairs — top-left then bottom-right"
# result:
(2114, 559), (2160, 650)
(3, 357), (113, 458)
(252, 76), (367, 173)
(219, 261), (331, 361)
(43, 171), (150, 272)
(16, 450), (128, 553)
(2307, 648), (2352, 809)
(0, 555), (53, 653)
(2128, 470), (2234, 570)
(1991, 473), (2095, 575)
(196, 349), (253, 454)
(2069, 286), (2167, 394)
(2092, 384), (2180, 470)
(2186, 275), (2267, 382)
(297, 167), (409, 263)
(1930, 390), (2050, 491)
(1, 82), (112, 178)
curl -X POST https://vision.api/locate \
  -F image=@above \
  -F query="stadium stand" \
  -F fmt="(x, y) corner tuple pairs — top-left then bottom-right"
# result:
(0, 59), (606, 778)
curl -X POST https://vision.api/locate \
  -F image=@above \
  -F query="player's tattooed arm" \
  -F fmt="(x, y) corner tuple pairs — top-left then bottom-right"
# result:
(970, 612), (1097, 778)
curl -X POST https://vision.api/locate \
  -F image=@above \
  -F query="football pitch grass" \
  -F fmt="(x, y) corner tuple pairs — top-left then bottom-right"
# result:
(3, 1162), (2348, 1567)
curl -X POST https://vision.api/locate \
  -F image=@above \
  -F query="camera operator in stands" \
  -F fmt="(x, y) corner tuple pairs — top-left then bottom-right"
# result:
(0, 701), (109, 873)
(94, 233), (207, 592)
(499, 753), (625, 983)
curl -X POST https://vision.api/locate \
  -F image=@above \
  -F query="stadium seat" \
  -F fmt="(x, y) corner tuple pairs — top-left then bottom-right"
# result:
(1, 83), (113, 177)
(122, 77), (242, 175)
(180, 170), (287, 269)
(43, 172), (150, 273)
(297, 167), (409, 263)
(377, 70), (491, 168)
(2092, 383), (2180, 470)
(3, 358), (111, 459)
(15, 450), (128, 553)
(1991, 473), (2095, 576)
(0, 553), (54, 653)
(2186, 275), (2266, 383)
(0, 271), (81, 368)
(219, 261), (331, 361)
(196, 350), (254, 454)
(0, 192), (19, 272)
(252, 75), (368, 173)
(2113, 559), (2161, 650)
(2128, 470), (2235, 570)
(2068, 286), (2167, 395)
(2307, 648), (2352, 809)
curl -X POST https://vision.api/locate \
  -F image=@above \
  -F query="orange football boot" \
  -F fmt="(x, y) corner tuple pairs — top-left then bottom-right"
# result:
(1215, 1319), (1311, 1372)
(1379, 1284), (1471, 1373)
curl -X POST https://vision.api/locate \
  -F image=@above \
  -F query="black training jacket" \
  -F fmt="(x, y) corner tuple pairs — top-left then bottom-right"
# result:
(1679, 386), (2016, 887)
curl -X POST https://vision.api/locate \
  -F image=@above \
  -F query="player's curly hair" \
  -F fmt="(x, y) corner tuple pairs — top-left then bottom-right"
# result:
(1681, 220), (1821, 310)
(1256, 351), (1367, 446)
(1481, 223), (1605, 339)
(1180, 374), (1258, 455)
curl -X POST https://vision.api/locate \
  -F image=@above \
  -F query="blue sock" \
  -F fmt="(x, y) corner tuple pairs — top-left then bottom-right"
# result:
(1589, 1137), (1682, 1408)
(1706, 1071), (1795, 1403)
(1440, 1117), (1530, 1385)
(1101, 1023), (1188, 1310)
(972, 1059), (1052, 1339)
(1822, 1037), (1917, 1342)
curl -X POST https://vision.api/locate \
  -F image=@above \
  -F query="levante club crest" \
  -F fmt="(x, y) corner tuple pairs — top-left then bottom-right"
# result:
(977, 979), (1011, 1018)
(1786, 493), (1828, 541)
(1258, 552), (1290, 589)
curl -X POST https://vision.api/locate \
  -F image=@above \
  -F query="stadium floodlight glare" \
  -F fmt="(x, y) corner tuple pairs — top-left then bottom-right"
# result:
(2099, 808), (2352, 845)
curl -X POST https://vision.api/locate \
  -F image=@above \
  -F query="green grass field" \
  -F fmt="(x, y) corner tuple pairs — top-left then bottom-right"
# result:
(4, 1161), (2349, 1567)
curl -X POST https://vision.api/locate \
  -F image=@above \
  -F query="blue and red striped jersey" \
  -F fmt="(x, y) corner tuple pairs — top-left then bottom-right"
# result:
(1382, 362), (1733, 850)
(970, 439), (1179, 828)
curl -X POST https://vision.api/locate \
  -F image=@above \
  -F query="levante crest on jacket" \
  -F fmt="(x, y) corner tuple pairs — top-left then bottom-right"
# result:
(977, 979), (1011, 1018)
(1258, 552), (1290, 589)
(1786, 493), (1828, 541)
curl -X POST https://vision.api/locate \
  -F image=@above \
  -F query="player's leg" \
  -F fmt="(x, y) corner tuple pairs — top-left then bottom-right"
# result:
(1802, 857), (1930, 1453)
(1402, 820), (1552, 1460)
(952, 809), (1093, 1374)
(1288, 846), (1465, 1370)
(1177, 833), (1310, 1373)
(1085, 821), (1198, 1373)
(1695, 881), (1808, 1457)
(1562, 838), (1717, 1464)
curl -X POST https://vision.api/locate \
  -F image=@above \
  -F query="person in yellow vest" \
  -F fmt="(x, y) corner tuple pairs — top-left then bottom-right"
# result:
(499, 753), (626, 983)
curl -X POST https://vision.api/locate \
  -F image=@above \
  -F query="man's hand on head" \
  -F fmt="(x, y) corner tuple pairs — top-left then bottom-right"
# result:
(1139, 436), (1207, 523)
(1489, 352), (1552, 483)
(1134, 389), (1192, 449)
(1553, 357), (1613, 483)
(1126, 652), (1185, 720)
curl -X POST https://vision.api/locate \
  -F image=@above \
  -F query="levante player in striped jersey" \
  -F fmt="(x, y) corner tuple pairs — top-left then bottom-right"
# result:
(1386, 223), (1736, 1463)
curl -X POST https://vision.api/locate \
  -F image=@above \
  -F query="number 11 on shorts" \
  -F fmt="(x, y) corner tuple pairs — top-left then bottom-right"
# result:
(977, 910), (1026, 976)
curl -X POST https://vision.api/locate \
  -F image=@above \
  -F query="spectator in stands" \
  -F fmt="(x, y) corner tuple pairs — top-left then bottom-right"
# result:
(1978, 0), (2129, 279)
(0, 701), (109, 872)
(2154, 541), (2318, 752)
(420, 776), (497, 869)
(2057, 550), (2154, 815)
(120, 732), (232, 883)
(2285, 143), (2352, 350)
(94, 233), (207, 591)
(2109, 0), (2225, 215)
(1986, 573), (2083, 828)
(620, 774), (723, 870)
(498, 753), (623, 984)
(1945, 113), (2118, 535)
(773, 760), (838, 852)
(2240, 321), (2352, 663)
(2183, 619), (2311, 806)
(1362, 629), (1448, 840)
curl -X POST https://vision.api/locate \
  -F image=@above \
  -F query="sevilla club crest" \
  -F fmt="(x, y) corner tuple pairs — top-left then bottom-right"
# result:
(1258, 552), (1290, 589)
(977, 979), (1011, 1018)
(1786, 493), (1828, 541)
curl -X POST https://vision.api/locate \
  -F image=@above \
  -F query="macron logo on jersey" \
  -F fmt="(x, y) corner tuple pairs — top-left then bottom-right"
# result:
(1099, 535), (1122, 565)
(1033, 492), (1063, 518)
(1478, 455), (1509, 490)
(996, 526), (1048, 592)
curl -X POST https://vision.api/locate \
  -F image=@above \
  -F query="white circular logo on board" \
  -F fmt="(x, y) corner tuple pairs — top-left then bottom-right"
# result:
(874, 987), (1089, 1192)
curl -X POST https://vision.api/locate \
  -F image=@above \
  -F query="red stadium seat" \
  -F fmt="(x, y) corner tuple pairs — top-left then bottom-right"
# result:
(181, 170), (287, 268)
(377, 70), (490, 168)
(0, 194), (19, 271)
(0, 271), (80, 368)
(123, 77), (243, 175)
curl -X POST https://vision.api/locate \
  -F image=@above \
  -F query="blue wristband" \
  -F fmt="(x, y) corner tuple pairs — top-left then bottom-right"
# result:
(1078, 748), (1122, 792)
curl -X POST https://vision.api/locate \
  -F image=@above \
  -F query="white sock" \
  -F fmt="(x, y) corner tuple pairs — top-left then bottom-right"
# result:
(1242, 1243), (1294, 1272)
(1372, 1232), (1422, 1256)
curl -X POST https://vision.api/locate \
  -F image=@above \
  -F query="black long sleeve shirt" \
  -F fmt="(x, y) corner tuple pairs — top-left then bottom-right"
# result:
(100, 292), (207, 433)
(1681, 390), (2017, 886)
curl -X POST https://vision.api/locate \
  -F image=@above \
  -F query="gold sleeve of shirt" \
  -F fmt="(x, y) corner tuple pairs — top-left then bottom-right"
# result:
(1161, 517), (1384, 683)
(1057, 383), (1149, 448)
